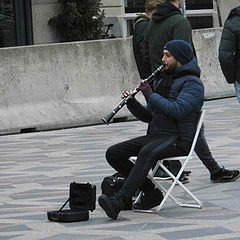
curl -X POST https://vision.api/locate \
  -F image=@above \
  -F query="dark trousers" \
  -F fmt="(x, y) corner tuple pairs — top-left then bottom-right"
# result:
(105, 135), (191, 200)
(195, 125), (221, 174)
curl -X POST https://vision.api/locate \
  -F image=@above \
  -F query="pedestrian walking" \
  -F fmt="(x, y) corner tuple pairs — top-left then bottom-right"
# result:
(219, 5), (240, 104)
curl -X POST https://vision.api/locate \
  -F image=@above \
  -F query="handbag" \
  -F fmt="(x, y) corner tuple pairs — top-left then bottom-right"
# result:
(101, 173), (132, 210)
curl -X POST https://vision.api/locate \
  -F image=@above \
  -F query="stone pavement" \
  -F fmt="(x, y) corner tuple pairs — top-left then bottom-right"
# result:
(0, 97), (240, 240)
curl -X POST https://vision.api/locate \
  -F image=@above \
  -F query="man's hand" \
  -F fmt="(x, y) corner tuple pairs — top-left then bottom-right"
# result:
(121, 89), (133, 99)
(137, 81), (153, 100)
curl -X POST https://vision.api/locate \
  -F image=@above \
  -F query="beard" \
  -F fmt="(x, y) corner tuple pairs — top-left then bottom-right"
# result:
(164, 61), (178, 74)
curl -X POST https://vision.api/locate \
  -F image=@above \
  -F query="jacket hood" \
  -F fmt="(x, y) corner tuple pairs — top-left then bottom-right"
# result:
(227, 6), (240, 19)
(134, 13), (150, 25)
(152, 1), (181, 23)
(174, 57), (201, 78)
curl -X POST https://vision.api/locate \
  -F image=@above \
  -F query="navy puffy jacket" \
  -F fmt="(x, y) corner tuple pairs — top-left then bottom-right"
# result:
(127, 57), (204, 142)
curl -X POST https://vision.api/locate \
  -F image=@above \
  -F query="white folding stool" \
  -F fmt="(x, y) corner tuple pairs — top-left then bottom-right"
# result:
(129, 110), (205, 213)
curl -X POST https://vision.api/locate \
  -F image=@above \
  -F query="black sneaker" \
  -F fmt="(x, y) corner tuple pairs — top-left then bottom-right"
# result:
(154, 168), (189, 184)
(183, 170), (191, 176)
(178, 174), (189, 184)
(133, 188), (163, 210)
(211, 167), (240, 183)
(154, 167), (171, 180)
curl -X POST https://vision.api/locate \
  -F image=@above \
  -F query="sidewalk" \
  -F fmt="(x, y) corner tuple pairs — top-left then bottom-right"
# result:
(0, 97), (240, 240)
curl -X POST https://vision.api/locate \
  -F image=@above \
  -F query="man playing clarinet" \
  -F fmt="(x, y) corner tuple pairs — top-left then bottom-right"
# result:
(98, 40), (204, 220)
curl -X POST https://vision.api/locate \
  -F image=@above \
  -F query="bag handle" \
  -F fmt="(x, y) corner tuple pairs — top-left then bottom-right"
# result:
(59, 198), (70, 211)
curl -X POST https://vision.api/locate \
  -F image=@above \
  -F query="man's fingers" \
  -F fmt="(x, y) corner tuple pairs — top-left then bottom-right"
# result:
(121, 89), (132, 98)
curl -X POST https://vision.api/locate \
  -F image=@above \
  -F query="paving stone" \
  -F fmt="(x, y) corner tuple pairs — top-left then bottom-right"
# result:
(159, 227), (233, 239)
(0, 97), (240, 240)
(0, 224), (32, 232)
(39, 233), (105, 240)
(0, 235), (22, 240)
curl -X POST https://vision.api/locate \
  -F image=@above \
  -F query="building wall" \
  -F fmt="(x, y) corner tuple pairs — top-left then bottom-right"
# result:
(31, 0), (124, 44)
(31, 0), (62, 44)
(101, 0), (123, 17)
(30, 0), (240, 44)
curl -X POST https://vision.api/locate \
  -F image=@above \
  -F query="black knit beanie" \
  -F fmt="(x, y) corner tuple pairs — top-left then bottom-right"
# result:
(164, 40), (193, 64)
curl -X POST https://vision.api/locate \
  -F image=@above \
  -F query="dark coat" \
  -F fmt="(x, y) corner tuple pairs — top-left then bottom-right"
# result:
(132, 14), (152, 79)
(144, 1), (195, 72)
(218, 6), (240, 84)
(127, 57), (204, 142)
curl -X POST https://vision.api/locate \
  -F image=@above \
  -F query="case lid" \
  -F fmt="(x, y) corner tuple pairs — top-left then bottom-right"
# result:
(69, 182), (96, 212)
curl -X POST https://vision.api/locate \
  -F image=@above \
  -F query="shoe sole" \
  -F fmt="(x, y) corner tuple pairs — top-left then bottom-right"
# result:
(133, 202), (162, 211)
(211, 172), (240, 183)
(154, 172), (190, 181)
(177, 179), (189, 184)
(173, 178), (189, 185)
(154, 176), (172, 180)
(98, 196), (117, 220)
(154, 176), (189, 183)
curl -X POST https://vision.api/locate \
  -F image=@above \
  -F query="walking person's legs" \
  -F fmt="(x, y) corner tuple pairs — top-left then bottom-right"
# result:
(155, 126), (240, 183)
(195, 125), (221, 174)
(195, 125), (240, 182)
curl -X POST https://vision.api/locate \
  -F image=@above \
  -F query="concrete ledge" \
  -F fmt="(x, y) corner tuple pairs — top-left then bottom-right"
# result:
(0, 39), (140, 135)
(193, 28), (235, 99)
(0, 28), (235, 135)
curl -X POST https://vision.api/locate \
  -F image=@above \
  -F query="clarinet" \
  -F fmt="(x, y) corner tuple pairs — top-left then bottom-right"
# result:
(102, 64), (165, 125)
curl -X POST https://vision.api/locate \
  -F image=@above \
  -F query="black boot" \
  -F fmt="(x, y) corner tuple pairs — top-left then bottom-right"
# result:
(98, 194), (125, 220)
(133, 188), (163, 210)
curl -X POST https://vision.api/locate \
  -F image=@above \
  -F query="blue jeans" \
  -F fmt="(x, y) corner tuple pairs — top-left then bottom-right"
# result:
(234, 81), (240, 103)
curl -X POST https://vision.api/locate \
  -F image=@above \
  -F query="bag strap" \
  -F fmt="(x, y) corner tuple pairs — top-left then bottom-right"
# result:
(59, 198), (70, 211)
(112, 172), (125, 179)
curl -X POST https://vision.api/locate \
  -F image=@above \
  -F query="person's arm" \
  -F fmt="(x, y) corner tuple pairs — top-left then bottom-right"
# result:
(142, 22), (151, 73)
(133, 19), (152, 79)
(218, 20), (236, 84)
(122, 89), (152, 123)
(148, 78), (204, 120)
(127, 98), (152, 123)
